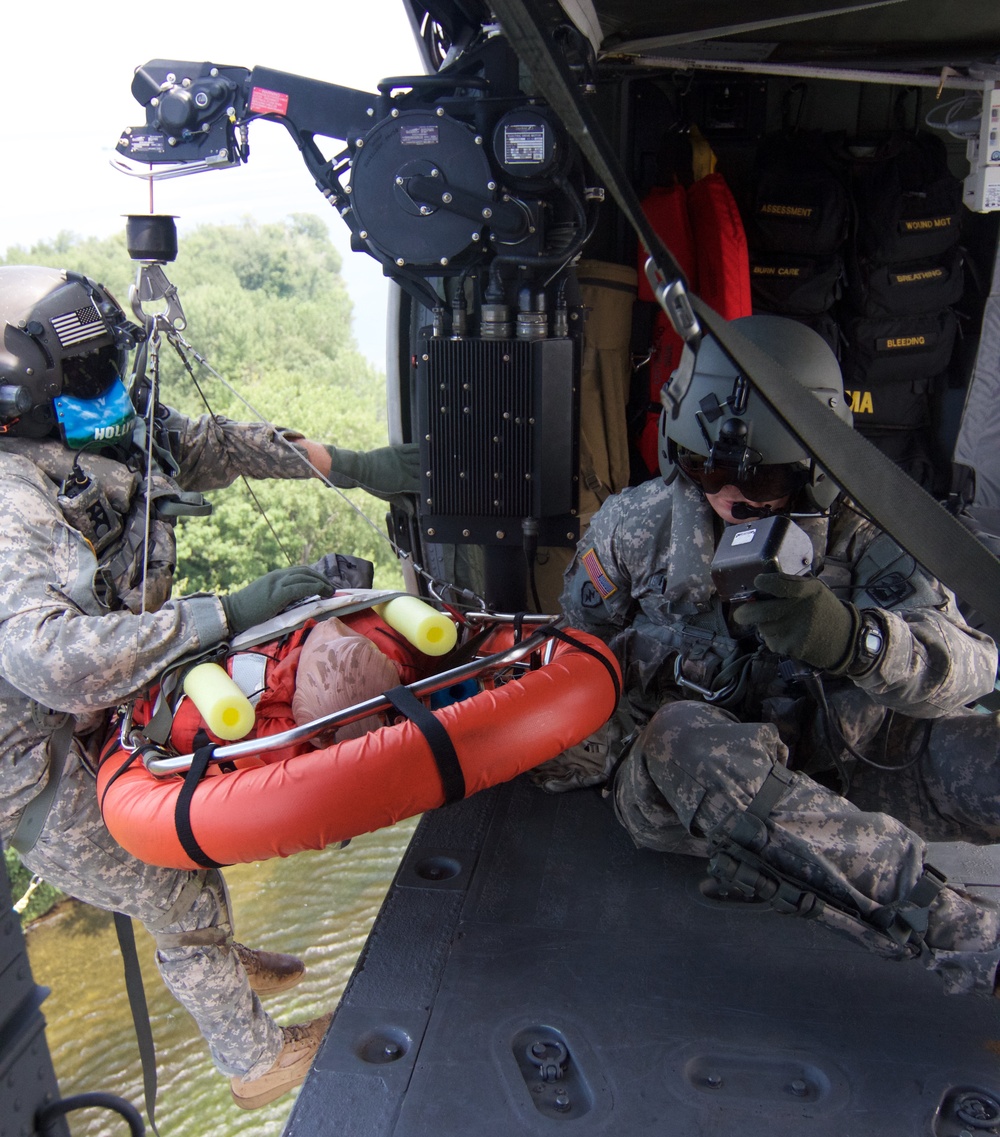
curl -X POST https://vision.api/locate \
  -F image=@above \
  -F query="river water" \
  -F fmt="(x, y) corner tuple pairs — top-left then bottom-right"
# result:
(24, 819), (418, 1137)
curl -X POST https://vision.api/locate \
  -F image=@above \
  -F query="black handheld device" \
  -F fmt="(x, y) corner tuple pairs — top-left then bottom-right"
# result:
(710, 514), (814, 602)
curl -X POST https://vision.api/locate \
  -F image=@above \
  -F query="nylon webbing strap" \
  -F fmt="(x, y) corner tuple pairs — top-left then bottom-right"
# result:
(746, 763), (796, 823)
(99, 748), (141, 817)
(548, 626), (622, 704)
(174, 745), (227, 870)
(724, 763), (796, 853)
(230, 652), (269, 706)
(9, 717), (75, 855)
(384, 685), (466, 803)
(143, 669), (184, 747)
(489, 0), (1000, 633)
(878, 862), (948, 939)
(113, 911), (160, 1137)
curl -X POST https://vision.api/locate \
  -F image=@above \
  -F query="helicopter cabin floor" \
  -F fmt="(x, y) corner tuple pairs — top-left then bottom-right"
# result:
(284, 774), (1000, 1136)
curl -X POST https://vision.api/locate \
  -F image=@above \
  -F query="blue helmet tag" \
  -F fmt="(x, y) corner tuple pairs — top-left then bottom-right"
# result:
(53, 378), (137, 451)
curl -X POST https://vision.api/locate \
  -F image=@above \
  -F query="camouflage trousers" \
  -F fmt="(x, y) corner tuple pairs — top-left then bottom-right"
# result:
(614, 700), (1000, 996)
(19, 750), (284, 1079)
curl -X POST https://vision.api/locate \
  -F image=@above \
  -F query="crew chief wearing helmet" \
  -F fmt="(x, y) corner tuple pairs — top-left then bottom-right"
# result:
(559, 313), (1000, 1000)
(0, 266), (420, 1109)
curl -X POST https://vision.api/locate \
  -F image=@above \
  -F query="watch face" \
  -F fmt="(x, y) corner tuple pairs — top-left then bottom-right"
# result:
(861, 618), (884, 657)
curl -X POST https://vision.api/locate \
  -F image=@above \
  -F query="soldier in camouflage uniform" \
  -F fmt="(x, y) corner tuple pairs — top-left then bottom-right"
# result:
(560, 314), (1000, 997)
(0, 265), (418, 1108)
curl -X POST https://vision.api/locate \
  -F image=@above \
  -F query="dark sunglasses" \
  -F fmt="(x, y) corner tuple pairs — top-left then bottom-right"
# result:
(675, 447), (808, 501)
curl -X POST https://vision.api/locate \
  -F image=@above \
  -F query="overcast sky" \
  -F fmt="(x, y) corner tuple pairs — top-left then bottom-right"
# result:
(1, 2), (423, 364)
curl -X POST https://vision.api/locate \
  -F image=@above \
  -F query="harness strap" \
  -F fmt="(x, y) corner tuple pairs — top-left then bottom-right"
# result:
(10, 717), (76, 855)
(748, 763), (796, 818)
(512, 612), (527, 645)
(143, 668), (186, 747)
(174, 744), (228, 869)
(870, 863), (948, 942)
(724, 763), (796, 854)
(143, 643), (231, 746)
(153, 927), (229, 950)
(384, 685), (466, 804)
(709, 846), (825, 919)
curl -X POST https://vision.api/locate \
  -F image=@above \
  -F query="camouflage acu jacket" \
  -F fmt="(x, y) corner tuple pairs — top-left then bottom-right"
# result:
(561, 477), (997, 769)
(0, 412), (315, 833)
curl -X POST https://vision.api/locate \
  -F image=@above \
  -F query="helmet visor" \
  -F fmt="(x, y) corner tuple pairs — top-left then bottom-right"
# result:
(53, 378), (137, 450)
(61, 341), (127, 400)
(676, 447), (808, 501)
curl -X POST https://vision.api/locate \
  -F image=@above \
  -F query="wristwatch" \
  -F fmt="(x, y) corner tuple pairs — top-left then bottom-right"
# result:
(851, 610), (886, 674)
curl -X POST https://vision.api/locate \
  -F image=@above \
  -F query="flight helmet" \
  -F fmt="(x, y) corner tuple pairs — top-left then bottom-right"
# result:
(0, 265), (140, 450)
(658, 314), (852, 510)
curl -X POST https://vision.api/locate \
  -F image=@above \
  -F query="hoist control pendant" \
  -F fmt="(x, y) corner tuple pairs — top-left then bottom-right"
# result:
(376, 596), (458, 656)
(182, 662), (256, 740)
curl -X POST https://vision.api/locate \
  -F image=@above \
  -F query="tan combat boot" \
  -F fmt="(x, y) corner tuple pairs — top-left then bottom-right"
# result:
(230, 1012), (333, 1109)
(232, 942), (306, 995)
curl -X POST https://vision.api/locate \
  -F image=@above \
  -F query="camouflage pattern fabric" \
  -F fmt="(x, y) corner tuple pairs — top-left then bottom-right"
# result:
(21, 755), (283, 1077)
(617, 701), (1000, 995)
(561, 477), (1000, 995)
(0, 411), (318, 1077)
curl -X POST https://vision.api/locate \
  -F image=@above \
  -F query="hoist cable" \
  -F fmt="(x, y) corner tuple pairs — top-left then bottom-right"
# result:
(139, 331), (161, 615)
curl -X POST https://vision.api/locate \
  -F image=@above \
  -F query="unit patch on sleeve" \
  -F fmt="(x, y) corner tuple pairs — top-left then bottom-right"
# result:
(581, 547), (618, 601)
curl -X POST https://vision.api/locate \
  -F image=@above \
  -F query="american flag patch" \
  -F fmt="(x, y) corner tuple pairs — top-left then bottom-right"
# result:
(581, 547), (617, 599)
(50, 305), (104, 348)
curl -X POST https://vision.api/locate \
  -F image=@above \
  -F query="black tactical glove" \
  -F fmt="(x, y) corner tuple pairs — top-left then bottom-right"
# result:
(324, 443), (420, 498)
(731, 572), (861, 673)
(220, 567), (334, 636)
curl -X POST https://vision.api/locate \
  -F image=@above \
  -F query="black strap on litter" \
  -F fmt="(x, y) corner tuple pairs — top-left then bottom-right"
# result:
(512, 611), (527, 645)
(384, 685), (466, 803)
(98, 745), (154, 818)
(113, 911), (160, 1137)
(174, 744), (227, 870)
(488, 0), (1000, 636)
(548, 626), (623, 704)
